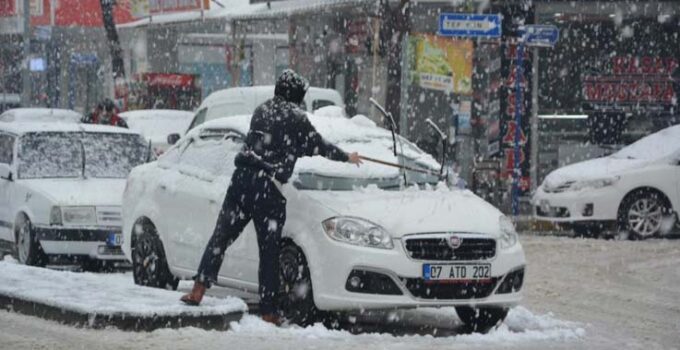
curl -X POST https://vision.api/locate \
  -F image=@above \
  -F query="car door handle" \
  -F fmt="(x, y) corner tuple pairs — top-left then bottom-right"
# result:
(159, 184), (167, 190)
(208, 199), (218, 205)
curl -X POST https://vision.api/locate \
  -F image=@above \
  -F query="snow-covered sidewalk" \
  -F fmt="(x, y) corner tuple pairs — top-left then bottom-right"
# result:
(0, 257), (245, 330)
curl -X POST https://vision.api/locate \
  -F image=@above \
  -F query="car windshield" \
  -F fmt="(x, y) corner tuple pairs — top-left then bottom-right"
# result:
(205, 102), (253, 123)
(18, 132), (149, 179)
(293, 134), (440, 191)
(611, 125), (680, 160)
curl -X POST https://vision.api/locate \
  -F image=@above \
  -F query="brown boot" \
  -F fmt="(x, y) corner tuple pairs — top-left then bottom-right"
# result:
(180, 281), (206, 306)
(261, 313), (282, 326)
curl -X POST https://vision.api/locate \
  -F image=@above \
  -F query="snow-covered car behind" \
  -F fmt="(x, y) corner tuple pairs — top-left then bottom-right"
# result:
(0, 122), (152, 269)
(0, 108), (83, 123)
(119, 109), (193, 156)
(166, 85), (344, 145)
(533, 124), (680, 239)
(122, 112), (526, 332)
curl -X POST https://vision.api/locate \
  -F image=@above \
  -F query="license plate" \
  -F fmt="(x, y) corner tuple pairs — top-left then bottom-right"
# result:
(423, 263), (491, 281)
(106, 232), (122, 247)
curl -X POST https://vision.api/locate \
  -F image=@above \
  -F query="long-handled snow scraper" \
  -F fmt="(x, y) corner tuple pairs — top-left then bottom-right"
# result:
(358, 155), (441, 177)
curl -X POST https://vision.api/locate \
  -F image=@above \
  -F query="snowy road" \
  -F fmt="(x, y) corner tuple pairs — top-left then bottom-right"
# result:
(1, 235), (679, 350)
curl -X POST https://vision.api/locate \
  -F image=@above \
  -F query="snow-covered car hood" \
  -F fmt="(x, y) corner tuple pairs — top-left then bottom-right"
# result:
(299, 187), (504, 238)
(21, 178), (126, 206)
(542, 156), (652, 188)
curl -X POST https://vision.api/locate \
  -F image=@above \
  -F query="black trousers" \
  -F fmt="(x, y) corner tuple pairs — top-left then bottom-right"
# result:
(194, 167), (286, 315)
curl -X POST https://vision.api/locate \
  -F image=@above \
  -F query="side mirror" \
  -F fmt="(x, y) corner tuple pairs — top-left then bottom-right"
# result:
(167, 133), (181, 146)
(0, 164), (12, 181)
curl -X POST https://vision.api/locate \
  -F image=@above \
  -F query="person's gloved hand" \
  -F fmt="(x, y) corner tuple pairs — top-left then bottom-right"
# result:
(347, 152), (363, 167)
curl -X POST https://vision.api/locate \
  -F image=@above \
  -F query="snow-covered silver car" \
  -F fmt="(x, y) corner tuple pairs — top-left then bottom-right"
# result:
(0, 122), (151, 268)
(122, 113), (525, 332)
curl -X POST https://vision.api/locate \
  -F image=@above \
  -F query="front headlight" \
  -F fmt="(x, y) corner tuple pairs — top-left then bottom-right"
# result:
(570, 177), (619, 191)
(61, 206), (97, 226)
(322, 216), (394, 249)
(499, 216), (518, 249)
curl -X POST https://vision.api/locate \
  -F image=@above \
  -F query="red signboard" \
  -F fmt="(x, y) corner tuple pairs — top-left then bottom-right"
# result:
(0, 0), (134, 26)
(0, 0), (16, 16)
(583, 56), (678, 104)
(142, 73), (196, 87)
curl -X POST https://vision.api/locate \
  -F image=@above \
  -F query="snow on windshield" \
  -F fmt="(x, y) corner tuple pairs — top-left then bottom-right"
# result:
(612, 124), (680, 160)
(18, 132), (149, 179)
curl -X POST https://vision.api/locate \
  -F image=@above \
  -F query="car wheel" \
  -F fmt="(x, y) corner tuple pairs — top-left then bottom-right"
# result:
(619, 191), (670, 240)
(455, 306), (508, 333)
(131, 226), (178, 290)
(15, 215), (47, 267)
(278, 243), (322, 326)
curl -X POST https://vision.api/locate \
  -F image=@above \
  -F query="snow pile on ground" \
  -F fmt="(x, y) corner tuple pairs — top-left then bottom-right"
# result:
(148, 306), (583, 347)
(0, 261), (246, 317)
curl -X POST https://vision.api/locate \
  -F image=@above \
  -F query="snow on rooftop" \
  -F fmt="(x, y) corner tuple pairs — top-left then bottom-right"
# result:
(118, 0), (372, 28)
(0, 259), (246, 317)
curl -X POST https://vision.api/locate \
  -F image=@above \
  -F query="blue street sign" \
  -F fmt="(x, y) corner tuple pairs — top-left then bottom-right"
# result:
(519, 25), (559, 47)
(438, 13), (502, 39)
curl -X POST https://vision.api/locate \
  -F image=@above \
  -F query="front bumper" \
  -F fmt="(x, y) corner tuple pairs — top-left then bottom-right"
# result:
(34, 226), (126, 261)
(305, 234), (526, 311)
(532, 186), (621, 223)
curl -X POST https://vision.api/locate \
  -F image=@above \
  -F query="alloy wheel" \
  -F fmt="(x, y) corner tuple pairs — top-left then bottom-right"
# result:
(627, 197), (663, 238)
(17, 221), (31, 264)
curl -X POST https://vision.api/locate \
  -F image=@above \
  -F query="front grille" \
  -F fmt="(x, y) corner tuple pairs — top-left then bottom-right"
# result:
(96, 207), (122, 226)
(404, 237), (496, 261)
(535, 206), (570, 218)
(402, 277), (498, 299)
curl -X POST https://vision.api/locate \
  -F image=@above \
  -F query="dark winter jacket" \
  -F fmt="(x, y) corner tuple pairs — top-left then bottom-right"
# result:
(236, 72), (349, 184)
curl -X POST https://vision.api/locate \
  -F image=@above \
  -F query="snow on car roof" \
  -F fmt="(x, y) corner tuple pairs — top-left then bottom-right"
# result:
(120, 109), (194, 144)
(119, 109), (194, 120)
(0, 121), (139, 135)
(0, 108), (82, 123)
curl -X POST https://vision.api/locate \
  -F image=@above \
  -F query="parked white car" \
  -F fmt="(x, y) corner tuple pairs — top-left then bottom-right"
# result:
(119, 109), (193, 156)
(0, 122), (151, 269)
(122, 113), (525, 332)
(0, 108), (83, 123)
(166, 85), (344, 145)
(533, 124), (680, 239)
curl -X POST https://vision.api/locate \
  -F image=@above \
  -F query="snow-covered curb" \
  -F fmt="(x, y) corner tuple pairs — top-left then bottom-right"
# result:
(0, 259), (246, 318)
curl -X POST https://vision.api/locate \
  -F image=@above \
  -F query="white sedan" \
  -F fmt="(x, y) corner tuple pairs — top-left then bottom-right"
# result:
(533, 124), (680, 239)
(0, 122), (151, 269)
(122, 114), (525, 332)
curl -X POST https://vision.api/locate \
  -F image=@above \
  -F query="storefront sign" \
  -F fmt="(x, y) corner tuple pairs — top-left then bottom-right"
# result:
(583, 56), (678, 104)
(148, 0), (208, 14)
(408, 34), (473, 94)
(142, 73), (195, 87)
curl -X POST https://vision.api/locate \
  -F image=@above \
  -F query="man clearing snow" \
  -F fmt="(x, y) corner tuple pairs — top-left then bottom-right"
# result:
(180, 70), (362, 325)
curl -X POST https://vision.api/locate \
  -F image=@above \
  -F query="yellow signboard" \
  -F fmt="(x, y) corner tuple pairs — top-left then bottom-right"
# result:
(410, 33), (473, 94)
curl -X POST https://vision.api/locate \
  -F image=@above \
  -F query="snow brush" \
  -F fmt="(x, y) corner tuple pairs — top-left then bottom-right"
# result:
(358, 155), (440, 177)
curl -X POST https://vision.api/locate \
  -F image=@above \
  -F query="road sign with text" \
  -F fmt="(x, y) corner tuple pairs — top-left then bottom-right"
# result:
(519, 25), (559, 47)
(438, 13), (502, 39)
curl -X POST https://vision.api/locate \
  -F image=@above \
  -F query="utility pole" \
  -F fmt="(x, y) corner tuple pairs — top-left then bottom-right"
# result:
(21, 0), (31, 106)
(529, 47), (539, 193)
(379, 0), (410, 133)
